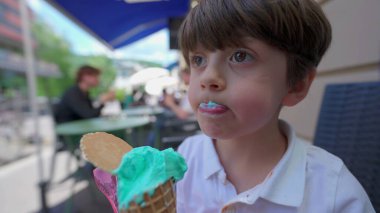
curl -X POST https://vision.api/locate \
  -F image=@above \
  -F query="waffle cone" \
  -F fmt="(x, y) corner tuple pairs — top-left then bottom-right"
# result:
(120, 179), (176, 213)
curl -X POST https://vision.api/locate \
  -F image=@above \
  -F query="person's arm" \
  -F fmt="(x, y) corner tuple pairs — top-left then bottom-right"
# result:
(163, 94), (190, 120)
(65, 89), (103, 119)
(98, 90), (116, 105)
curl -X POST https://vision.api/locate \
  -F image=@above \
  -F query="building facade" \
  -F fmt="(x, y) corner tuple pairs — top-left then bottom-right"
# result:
(280, 0), (380, 142)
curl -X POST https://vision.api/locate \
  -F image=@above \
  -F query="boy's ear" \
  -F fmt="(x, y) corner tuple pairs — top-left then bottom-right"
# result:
(282, 69), (316, 107)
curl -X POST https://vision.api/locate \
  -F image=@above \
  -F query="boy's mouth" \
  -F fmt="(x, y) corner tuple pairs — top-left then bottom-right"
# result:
(198, 101), (228, 114)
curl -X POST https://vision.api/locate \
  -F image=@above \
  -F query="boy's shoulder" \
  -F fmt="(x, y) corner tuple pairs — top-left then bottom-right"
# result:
(297, 141), (374, 212)
(303, 141), (344, 174)
(177, 134), (212, 159)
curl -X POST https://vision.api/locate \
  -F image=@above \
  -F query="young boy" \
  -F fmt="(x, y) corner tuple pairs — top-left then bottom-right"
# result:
(175, 0), (375, 212)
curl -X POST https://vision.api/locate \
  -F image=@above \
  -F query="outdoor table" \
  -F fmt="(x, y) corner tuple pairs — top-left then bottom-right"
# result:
(51, 115), (151, 209)
(122, 105), (164, 117)
(55, 115), (151, 148)
(53, 115), (150, 180)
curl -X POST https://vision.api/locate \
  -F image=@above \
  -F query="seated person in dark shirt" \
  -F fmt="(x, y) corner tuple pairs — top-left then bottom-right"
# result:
(55, 65), (115, 124)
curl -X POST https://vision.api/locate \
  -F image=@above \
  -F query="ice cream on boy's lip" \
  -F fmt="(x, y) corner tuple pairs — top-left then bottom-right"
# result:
(199, 101), (228, 113)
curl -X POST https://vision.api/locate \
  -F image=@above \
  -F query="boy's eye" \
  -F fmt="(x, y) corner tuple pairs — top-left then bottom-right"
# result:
(190, 55), (206, 67)
(230, 50), (253, 63)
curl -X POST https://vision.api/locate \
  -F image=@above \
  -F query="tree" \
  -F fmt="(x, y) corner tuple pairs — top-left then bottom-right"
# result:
(32, 20), (117, 99)
(32, 20), (76, 98)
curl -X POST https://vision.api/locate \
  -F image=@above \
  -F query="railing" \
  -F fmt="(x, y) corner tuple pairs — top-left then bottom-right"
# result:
(0, 47), (61, 77)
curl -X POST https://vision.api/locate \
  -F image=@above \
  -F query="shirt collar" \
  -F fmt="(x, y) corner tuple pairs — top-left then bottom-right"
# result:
(202, 137), (224, 180)
(259, 120), (307, 207)
(200, 120), (307, 207)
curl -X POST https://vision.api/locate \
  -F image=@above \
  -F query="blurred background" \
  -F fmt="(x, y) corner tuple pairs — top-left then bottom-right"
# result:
(0, 0), (379, 212)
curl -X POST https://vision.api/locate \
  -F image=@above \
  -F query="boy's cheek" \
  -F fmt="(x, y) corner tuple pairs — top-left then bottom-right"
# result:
(229, 90), (277, 115)
(187, 88), (200, 111)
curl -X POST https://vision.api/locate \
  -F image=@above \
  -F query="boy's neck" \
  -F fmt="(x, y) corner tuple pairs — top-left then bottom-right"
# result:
(214, 119), (288, 194)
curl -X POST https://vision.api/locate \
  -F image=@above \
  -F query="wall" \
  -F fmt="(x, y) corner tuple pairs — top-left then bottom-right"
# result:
(280, 0), (380, 141)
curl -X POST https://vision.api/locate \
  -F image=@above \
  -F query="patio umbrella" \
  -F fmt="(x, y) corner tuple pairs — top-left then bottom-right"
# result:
(128, 67), (169, 86)
(21, 1), (188, 212)
(46, 0), (190, 49)
(145, 76), (179, 96)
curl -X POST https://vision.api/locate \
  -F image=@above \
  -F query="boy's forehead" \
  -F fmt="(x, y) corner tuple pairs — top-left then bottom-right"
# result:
(188, 37), (263, 52)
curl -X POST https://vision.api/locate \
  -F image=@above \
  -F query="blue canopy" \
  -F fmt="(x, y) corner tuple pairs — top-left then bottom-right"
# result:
(46, 0), (190, 49)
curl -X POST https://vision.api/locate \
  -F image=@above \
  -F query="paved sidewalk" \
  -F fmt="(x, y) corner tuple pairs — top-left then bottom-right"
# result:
(0, 146), (112, 213)
(0, 114), (54, 166)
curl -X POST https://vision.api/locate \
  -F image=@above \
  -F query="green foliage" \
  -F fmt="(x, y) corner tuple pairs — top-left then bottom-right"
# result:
(32, 20), (75, 97)
(31, 19), (117, 99)
(0, 72), (27, 98)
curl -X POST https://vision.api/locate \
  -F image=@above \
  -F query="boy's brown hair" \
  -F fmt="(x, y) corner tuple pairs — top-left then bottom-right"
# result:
(76, 65), (101, 83)
(179, 0), (332, 88)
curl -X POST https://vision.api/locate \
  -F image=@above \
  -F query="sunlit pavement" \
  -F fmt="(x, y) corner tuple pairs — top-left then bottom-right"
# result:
(0, 114), (114, 212)
(0, 114), (55, 166)
(0, 146), (112, 213)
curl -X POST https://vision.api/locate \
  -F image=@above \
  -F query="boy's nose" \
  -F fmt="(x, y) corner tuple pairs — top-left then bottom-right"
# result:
(200, 65), (226, 91)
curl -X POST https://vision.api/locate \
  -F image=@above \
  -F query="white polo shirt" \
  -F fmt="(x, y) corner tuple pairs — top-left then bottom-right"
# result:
(176, 121), (375, 213)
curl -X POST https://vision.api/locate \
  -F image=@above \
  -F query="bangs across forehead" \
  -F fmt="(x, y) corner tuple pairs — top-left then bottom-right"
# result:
(180, 0), (265, 54)
(180, 0), (332, 86)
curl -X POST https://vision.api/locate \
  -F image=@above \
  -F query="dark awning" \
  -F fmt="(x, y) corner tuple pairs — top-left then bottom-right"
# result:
(46, 0), (190, 49)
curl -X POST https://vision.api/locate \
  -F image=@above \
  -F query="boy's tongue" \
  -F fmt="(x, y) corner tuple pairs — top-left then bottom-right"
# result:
(199, 101), (228, 114)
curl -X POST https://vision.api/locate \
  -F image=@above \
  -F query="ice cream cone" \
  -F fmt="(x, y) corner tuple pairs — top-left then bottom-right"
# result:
(80, 132), (132, 172)
(80, 132), (184, 213)
(121, 179), (176, 213)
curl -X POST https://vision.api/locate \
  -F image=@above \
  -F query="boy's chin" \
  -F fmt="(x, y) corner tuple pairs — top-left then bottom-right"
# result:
(202, 129), (230, 141)
(197, 119), (234, 140)
(201, 127), (219, 139)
